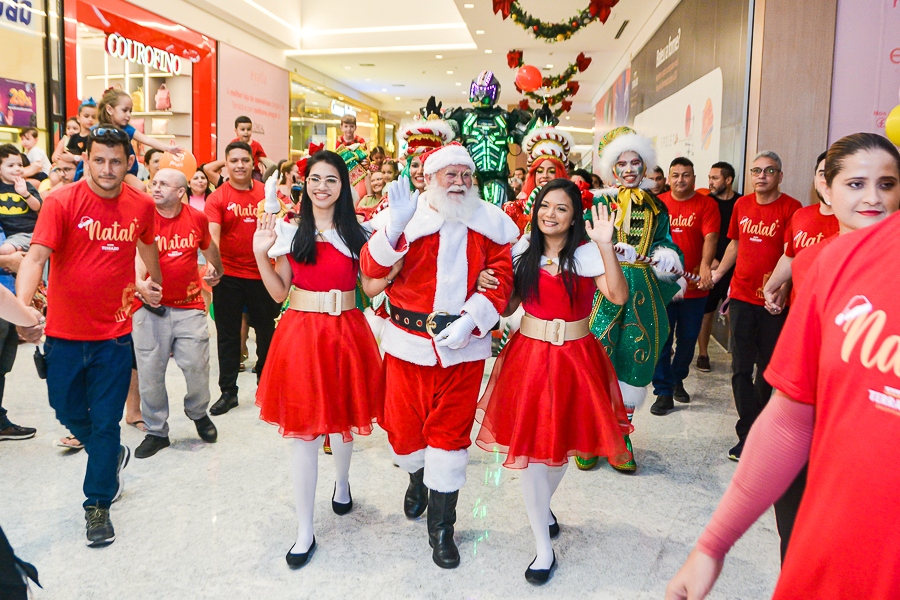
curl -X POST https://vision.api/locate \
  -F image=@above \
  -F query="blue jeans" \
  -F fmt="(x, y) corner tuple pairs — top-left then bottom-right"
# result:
(652, 297), (708, 396)
(44, 335), (132, 508)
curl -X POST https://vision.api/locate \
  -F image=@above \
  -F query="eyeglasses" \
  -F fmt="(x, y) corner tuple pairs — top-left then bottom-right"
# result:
(306, 175), (340, 189)
(90, 127), (129, 141)
(750, 167), (780, 176)
(441, 170), (473, 183)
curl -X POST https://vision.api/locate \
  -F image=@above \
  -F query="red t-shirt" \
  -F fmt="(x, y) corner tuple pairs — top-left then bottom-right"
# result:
(32, 180), (156, 340)
(230, 138), (267, 173)
(727, 193), (801, 305)
(763, 212), (900, 599)
(658, 191), (720, 298)
(204, 181), (263, 279)
(784, 204), (839, 258)
(154, 205), (211, 310)
(789, 233), (837, 305)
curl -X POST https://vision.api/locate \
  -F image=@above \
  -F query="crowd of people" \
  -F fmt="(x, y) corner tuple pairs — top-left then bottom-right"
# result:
(1, 88), (899, 598)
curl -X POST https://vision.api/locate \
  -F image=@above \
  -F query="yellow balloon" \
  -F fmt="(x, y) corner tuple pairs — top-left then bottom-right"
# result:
(886, 105), (900, 146)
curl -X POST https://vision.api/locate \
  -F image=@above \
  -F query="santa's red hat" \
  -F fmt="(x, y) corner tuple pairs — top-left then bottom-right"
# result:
(421, 142), (476, 176)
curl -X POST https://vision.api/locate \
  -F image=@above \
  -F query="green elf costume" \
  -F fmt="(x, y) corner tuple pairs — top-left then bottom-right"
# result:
(577, 127), (683, 473)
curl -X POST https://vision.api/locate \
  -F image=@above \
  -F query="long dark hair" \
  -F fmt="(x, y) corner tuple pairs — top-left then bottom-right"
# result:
(514, 179), (587, 305)
(291, 150), (369, 263)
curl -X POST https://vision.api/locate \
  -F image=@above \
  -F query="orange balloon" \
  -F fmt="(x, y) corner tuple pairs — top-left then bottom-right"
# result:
(159, 149), (198, 178)
(516, 65), (543, 93)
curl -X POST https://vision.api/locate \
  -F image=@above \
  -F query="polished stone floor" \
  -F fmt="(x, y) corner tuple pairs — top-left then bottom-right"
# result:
(1, 333), (780, 599)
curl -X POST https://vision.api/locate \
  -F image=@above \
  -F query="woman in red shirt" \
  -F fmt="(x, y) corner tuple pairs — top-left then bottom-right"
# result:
(666, 132), (900, 599)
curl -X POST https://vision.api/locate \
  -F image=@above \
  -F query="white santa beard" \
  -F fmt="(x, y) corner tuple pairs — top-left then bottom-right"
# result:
(426, 184), (481, 222)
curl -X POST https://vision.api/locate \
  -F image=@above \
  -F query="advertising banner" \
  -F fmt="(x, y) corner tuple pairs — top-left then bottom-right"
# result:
(0, 78), (37, 127)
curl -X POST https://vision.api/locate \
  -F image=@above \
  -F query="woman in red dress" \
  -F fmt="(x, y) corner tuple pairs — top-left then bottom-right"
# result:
(476, 179), (631, 584)
(253, 151), (394, 569)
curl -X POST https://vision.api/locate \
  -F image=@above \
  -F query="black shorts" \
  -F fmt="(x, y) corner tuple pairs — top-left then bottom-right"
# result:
(705, 268), (734, 313)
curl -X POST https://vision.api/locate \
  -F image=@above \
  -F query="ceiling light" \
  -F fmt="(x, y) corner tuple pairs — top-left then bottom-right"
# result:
(456, 82), (462, 86)
(436, 54), (443, 59)
(344, 66), (351, 70)
(464, 3), (474, 8)
(395, 96), (401, 100)
(365, 78), (371, 81)
(447, 70), (453, 74)
(484, 49), (492, 54)
(545, 64), (553, 69)
(565, 116), (570, 120)
(475, 30), (484, 34)
(406, 111), (411, 114)
(381, 88), (387, 92)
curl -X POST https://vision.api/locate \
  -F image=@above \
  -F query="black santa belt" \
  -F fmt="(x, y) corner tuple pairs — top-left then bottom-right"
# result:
(389, 306), (460, 338)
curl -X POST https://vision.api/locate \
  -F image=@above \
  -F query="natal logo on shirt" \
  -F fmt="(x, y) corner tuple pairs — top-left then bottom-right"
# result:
(793, 230), (825, 250)
(77, 215), (139, 252)
(739, 216), (779, 242)
(670, 213), (696, 232)
(226, 202), (257, 223)
(836, 295), (900, 414)
(156, 231), (198, 258)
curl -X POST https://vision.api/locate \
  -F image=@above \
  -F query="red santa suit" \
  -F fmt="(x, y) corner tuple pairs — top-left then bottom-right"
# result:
(360, 177), (517, 493)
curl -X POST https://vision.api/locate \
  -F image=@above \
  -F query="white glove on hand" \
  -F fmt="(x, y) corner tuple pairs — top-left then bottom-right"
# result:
(385, 176), (418, 246)
(434, 314), (476, 350)
(263, 174), (281, 214)
(652, 249), (678, 273)
(614, 242), (637, 264)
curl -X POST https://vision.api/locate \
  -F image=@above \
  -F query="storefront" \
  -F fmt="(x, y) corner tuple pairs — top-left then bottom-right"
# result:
(288, 74), (384, 161)
(63, 0), (217, 161)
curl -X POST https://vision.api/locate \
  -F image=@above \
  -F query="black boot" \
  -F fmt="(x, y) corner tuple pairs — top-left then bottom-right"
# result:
(427, 490), (460, 569)
(404, 468), (428, 519)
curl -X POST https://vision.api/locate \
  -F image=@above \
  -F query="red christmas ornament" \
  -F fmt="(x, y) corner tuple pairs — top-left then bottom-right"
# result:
(515, 65), (543, 92)
(507, 49), (524, 69)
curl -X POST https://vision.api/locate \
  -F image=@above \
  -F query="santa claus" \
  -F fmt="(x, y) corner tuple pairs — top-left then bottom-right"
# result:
(360, 142), (517, 569)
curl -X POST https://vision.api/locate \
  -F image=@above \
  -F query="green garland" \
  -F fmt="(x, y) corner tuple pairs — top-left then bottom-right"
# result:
(494, 0), (618, 43)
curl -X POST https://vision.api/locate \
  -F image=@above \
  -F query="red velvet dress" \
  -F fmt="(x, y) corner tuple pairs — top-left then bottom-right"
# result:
(256, 242), (384, 441)
(476, 269), (633, 468)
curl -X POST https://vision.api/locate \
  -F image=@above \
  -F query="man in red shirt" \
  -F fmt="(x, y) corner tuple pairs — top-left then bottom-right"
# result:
(132, 168), (225, 459)
(15, 127), (162, 547)
(651, 158), (720, 415)
(205, 141), (280, 415)
(711, 151), (801, 460)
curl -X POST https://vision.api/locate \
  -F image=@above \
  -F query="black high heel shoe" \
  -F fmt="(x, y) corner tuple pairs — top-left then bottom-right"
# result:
(549, 510), (559, 539)
(332, 483), (352, 515)
(285, 537), (316, 569)
(525, 552), (557, 585)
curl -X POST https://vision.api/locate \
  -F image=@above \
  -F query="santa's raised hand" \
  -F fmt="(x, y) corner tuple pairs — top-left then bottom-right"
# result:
(385, 176), (418, 246)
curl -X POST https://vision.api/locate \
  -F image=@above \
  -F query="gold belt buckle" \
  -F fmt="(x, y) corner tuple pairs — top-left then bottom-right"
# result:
(324, 289), (342, 316)
(425, 311), (450, 338)
(547, 318), (566, 346)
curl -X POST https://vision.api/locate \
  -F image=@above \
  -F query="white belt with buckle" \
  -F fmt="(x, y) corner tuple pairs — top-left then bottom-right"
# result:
(518, 314), (590, 346)
(287, 288), (356, 316)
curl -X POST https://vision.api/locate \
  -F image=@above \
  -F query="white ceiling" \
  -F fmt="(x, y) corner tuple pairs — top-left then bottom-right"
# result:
(288, 0), (668, 136)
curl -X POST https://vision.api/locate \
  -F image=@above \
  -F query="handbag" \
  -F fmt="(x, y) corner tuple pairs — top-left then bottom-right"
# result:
(131, 87), (144, 113)
(155, 83), (171, 111)
(151, 118), (168, 135)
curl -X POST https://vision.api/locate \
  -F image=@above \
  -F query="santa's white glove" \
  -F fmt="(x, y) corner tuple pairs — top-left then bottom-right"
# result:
(385, 176), (419, 247)
(652, 248), (679, 273)
(614, 242), (637, 264)
(434, 314), (476, 350)
(263, 174), (281, 214)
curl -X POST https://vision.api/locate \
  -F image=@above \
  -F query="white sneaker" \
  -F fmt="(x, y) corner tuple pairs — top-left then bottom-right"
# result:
(112, 445), (131, 503)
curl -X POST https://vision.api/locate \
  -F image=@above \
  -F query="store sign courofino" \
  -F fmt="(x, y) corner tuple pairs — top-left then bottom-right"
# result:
(105, 33), (183, 75)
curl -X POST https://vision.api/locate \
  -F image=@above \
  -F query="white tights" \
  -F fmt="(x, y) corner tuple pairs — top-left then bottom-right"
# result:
(520, 462), (568, 569)
(290, 434), (354, 552)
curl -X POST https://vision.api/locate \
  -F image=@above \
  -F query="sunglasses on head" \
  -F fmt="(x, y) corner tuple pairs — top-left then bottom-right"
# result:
(90, 127), (129, 141)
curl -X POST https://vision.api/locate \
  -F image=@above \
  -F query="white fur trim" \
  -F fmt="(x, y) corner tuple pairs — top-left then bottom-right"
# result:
(597, 132), (658, 183)
(651, 247), (683, 281)
(267, 221), (357, 259)
(618, 381), (648, 412)
(522, 127), (574, 166)
(363, 307), (386, 342)
(433, 221), (469, 315)
(640, 178), (656, 190)
(461, 293), (499, 339)
(424, 446), (468, 492)
(400, 119), (455, 148)
(392, 447), (426, 474)
(510, 234), (604, 277)
(366, 228), (408, 268)
(380, 322), (438, 367)
(423, 145), (475, 175)
(465, 201), (519, 245)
